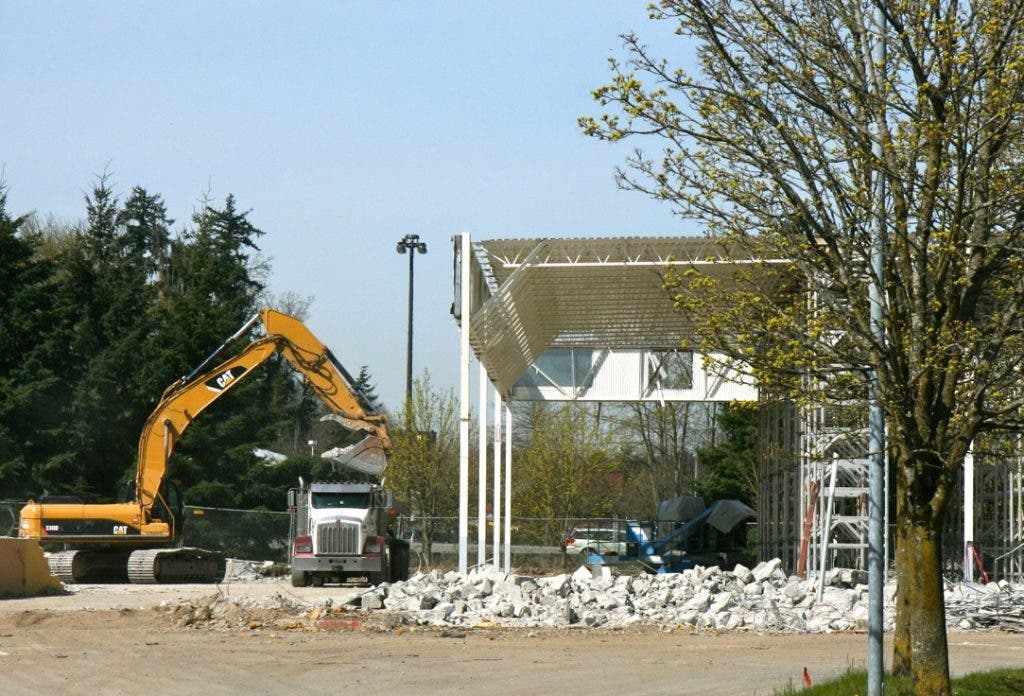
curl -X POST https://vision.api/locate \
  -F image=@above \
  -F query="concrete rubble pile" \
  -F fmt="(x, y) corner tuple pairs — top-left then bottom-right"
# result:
(945, 580), (1024, 632)
(350, 561), (1024, 633)
(160, 558), (1024, 634)
(350, 559), (897, 633)
(162, 592), (312, 630)
(222, 559), (287, 583)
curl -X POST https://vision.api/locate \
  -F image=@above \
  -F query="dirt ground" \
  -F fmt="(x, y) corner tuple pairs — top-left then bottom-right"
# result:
(2, 581), (1023, 696)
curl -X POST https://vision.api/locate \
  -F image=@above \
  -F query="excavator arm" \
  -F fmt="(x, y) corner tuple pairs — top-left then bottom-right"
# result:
(135, 308), (390, 512)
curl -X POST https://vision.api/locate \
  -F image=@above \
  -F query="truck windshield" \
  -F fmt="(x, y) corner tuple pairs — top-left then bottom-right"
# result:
(311, 492), (371, 509)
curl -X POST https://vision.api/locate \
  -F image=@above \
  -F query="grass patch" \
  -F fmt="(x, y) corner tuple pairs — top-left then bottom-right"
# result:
(775, 668), (1024, 695)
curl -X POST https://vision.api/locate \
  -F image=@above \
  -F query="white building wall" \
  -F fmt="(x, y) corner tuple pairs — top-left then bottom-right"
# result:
(509, 348), (757, 403)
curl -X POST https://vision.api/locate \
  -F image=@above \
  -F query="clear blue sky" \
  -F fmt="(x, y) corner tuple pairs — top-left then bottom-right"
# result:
(1, 2), (697, 412)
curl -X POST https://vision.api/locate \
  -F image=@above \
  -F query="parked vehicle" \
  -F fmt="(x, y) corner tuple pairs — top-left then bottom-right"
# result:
(563, 523), (630, 557)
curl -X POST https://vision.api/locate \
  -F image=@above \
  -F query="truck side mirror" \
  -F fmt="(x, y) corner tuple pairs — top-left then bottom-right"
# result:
(287, 489), (296, 507)
(383, 491), (394, 508)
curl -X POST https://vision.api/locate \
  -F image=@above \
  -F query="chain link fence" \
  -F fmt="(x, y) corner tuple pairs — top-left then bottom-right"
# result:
(396, 515), (604, 572)
(182, 506), (291, 562)
(0, 500), (24, 537)
(183, 510), (579, 570)
(0, 501), (654, 572)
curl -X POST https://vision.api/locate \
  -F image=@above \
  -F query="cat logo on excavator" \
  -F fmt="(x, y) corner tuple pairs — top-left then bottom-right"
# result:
(205, 366), (247, 392)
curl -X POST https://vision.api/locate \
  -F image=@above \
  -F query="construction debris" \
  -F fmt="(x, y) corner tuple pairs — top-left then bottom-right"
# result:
(354, 560), (1024, 633)
(945, 580), (1024, 632)
(160, 558), (1024, 635)
(354, 561), (885, 633)
(222, 559), (288, 583)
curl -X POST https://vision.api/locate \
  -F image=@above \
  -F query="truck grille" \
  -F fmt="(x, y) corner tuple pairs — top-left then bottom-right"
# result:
(317, 522), (360, 555)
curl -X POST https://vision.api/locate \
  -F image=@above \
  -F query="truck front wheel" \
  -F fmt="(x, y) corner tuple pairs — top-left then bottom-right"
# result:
(291, 568), (310, 587)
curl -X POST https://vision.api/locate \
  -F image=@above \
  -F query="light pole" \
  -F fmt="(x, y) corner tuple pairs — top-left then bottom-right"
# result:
(395, 234), (427, 404)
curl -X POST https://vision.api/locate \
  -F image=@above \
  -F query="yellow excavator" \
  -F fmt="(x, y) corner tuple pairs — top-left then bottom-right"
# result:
(19, 309), (390, 583)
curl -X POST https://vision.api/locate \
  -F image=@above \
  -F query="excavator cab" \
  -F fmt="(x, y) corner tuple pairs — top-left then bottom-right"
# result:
(118, 479), (185, 541)
(151, 480), (184, 541)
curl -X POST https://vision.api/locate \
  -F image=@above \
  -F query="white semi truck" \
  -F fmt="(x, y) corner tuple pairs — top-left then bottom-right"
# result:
(288, 478), (410, 586)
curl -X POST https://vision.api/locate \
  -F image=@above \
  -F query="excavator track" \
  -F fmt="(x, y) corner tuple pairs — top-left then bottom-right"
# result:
(127, 547), (226, 584)
(47, 550), (130, 583)
(47, 551), (78, 583)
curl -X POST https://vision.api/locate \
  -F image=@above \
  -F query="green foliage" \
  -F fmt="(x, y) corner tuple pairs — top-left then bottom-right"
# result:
(353, 365), (383, 413)
(775, 668), (1024, 695)
(0, 185), (59, 496)
(181, 506), (290, 562)
(239, 455), (336, 511)
(17, 178), (176, 498)
(695, 403), (757, 506)
(387, 372), (459, 514)
(584, 3), (1024, 688)
(513, 402), (620, 546)
(385, 372), (459, 564)
(182, 480), (238, 508)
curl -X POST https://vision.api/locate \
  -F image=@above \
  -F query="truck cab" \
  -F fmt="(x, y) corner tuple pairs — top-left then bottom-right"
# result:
(288, 480), (409, 587)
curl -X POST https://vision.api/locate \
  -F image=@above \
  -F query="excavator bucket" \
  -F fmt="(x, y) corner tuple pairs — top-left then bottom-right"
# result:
(321, 435), (387, 476)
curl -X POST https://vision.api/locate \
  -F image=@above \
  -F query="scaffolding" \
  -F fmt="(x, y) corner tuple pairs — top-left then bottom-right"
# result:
(757, 401), (801, 571)
(758, 401), (1024, 583)
(974, 455), (1024, 581)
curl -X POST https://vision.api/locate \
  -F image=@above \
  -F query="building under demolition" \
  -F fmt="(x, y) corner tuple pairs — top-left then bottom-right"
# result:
(451, 235), (1024, 582)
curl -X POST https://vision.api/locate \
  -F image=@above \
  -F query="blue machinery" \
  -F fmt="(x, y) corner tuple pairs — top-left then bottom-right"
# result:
(585, 499), (756, 573)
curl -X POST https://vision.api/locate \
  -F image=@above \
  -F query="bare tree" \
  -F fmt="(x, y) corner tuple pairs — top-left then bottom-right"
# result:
(608, 401), (712, 517)
(385, 372), (459, 566)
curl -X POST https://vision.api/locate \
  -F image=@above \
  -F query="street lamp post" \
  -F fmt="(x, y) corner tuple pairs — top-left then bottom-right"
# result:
(395, 234), (427, 404)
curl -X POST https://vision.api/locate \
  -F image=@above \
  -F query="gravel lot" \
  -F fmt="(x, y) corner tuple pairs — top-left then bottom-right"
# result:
(2, 579), (1023, 695)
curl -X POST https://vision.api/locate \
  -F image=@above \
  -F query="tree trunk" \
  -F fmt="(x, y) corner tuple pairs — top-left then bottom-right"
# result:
(906, 518), (951, 695)
(892, 479), (912, 676)
(422, 521), (434, 568)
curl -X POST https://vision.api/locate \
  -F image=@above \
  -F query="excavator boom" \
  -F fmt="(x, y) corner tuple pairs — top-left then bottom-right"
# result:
(136, 308), (389, 510)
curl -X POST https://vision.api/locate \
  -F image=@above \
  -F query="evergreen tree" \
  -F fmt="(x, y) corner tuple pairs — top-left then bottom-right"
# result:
(117, 185), (173, 282)
(0, 179), (318, 513)
(157, 195), (273, 505)
(694, 404), (757, 506)
(39, 178), (160, 497)
(352, 365), (383, 413)
(0, 187), (60, 498)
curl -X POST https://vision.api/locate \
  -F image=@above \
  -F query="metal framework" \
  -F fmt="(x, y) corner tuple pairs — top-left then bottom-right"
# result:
(758, 402), (801, 571)
(453, 234), (1024, 581)
(971, 454), (1024, 581)
(464, 236), (786, 396)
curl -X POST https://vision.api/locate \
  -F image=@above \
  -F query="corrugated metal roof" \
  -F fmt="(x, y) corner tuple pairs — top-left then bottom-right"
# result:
(464, 236), (785, 396)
